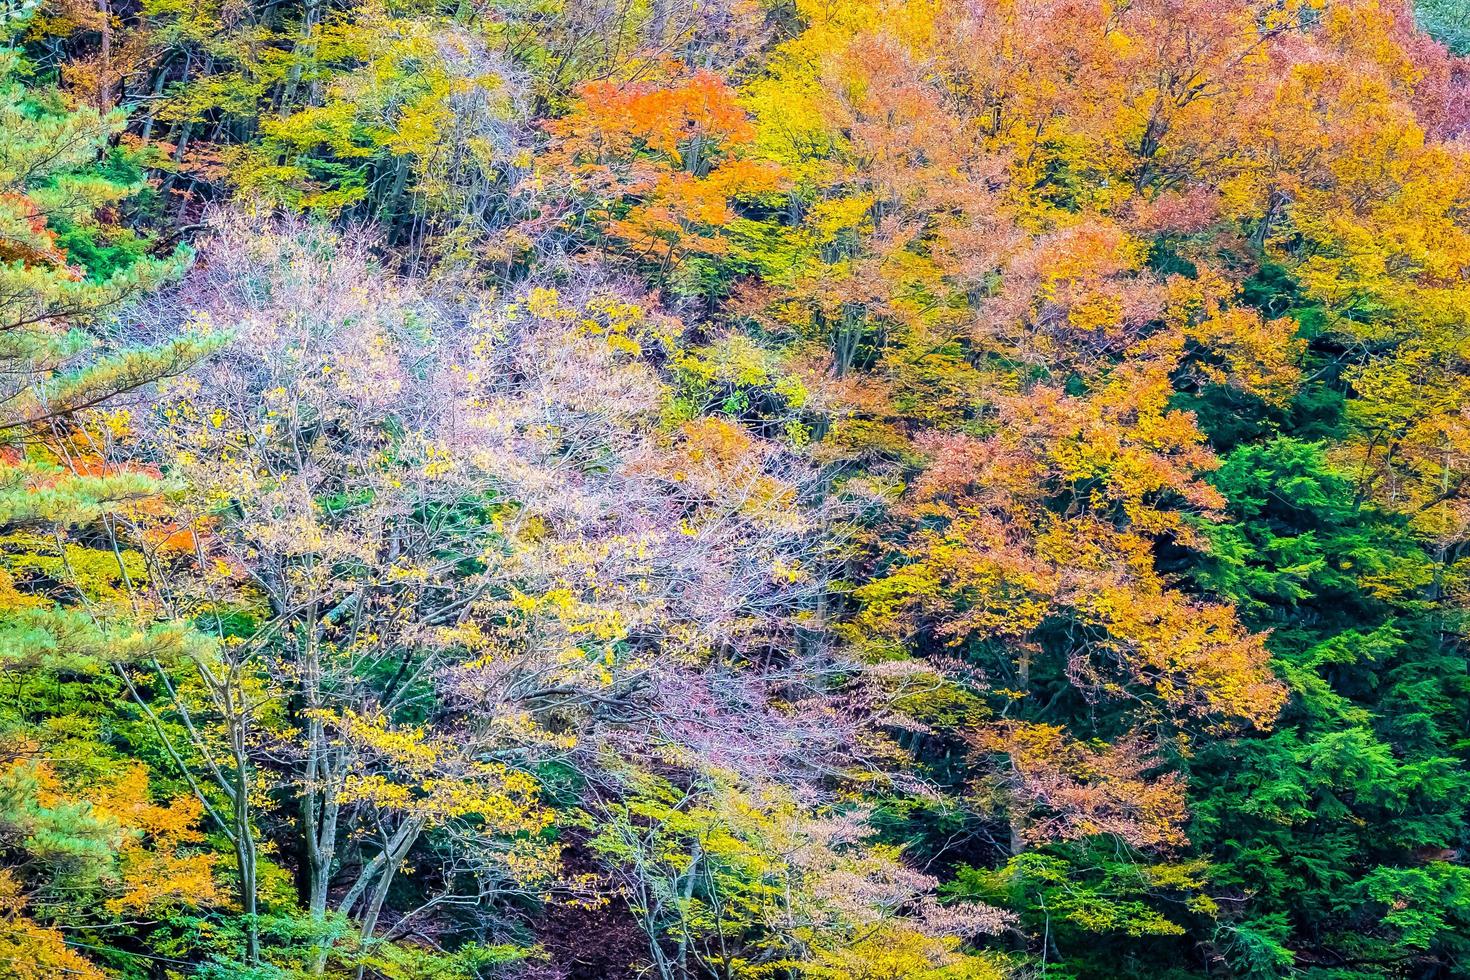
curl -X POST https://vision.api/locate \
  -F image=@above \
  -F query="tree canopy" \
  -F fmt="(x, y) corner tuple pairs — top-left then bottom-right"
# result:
(1, 0), (1468, 977)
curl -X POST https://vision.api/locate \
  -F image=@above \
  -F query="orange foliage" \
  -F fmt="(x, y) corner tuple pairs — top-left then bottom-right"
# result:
(4, 758), (222, 916)
(90, 766), (223, 914)
(543, 70), (783, 269)
(0, 193), (71, 269)
(0, 872), (106, 980)
(976, 723), (1189, 851)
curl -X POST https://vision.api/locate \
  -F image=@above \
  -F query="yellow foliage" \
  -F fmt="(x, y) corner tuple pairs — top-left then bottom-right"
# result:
(0, 872), (107, 980)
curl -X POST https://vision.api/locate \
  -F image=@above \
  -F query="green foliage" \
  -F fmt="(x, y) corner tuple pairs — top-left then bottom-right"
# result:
(1187, 432), (1470, 975)
(1417, 0), (1470, 53)
(5, 0), (1470, 977)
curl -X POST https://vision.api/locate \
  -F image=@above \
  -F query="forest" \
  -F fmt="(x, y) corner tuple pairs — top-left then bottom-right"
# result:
(2, 0), (1469, 977)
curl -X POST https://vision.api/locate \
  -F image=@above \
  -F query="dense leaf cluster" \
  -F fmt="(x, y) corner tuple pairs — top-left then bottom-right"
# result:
(1, 1), (1468, 978)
